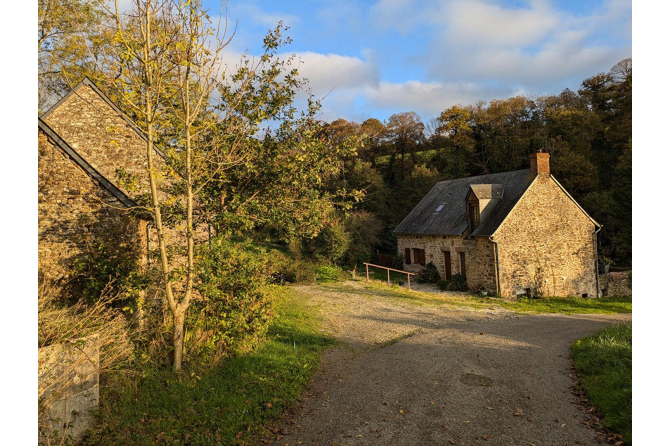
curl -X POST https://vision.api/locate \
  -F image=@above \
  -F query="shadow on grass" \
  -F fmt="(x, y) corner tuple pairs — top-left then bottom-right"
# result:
(83, 289), (335, 446)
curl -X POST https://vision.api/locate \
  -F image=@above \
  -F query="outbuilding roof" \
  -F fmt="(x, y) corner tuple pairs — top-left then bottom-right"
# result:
(393, 169), (534, 237)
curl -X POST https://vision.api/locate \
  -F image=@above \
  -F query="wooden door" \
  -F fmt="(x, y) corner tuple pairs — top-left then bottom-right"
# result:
(444, 251), (452, 281)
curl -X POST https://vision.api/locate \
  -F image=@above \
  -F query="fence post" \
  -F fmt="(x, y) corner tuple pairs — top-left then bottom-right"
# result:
(407, 273), (411, 290)
(387, 269), (390, 285)
(366, 264), (369, 282)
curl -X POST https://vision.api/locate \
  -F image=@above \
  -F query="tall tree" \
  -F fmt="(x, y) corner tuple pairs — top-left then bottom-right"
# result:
(38, 0), (109, 111)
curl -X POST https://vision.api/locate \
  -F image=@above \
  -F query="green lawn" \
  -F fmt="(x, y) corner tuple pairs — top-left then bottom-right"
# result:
(571, 322), (632, 443)
(83, 287), (335, 445)
(335, 278), (632, 314)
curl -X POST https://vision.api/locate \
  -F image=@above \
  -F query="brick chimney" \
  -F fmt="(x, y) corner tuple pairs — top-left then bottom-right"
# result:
(530, 152), (550, 177)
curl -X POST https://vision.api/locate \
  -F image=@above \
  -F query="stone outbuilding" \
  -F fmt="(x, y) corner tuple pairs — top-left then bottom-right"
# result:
(394, 153), (601, 298)
(38, 117), (145, 282)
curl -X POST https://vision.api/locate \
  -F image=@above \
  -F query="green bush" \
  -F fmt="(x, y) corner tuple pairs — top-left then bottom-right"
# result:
(418, 262), (440, 284)
(68, 238), (146, 309)
(437, 279), (449, 291)
(188, 239), (275, 363)
(311, 223), (351, 263)
(315, 265), (345, 283)
(267, 250), (317, 284)
(392, 254), (405, 270)
(449, 274), (468, 291)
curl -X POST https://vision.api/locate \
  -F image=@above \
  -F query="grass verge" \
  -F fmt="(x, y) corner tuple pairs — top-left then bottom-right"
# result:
(492, 295), (632, 314)
(323, 279), (632, 314)
(83, 286), (334, 446)
(571, 322), (632, 443)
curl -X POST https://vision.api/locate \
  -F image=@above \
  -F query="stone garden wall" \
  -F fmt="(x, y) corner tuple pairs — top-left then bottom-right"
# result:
(38, 336), (99, 444)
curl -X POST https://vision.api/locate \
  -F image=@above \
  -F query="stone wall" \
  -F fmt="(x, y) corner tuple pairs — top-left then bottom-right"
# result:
(600, 271), (632, 297)
(38, 336), (99, 443)
(493, 176), (598, 298)
(38, 130), (143, 283)
(396, 234), (497, 292)
(44, 83), (157, 198)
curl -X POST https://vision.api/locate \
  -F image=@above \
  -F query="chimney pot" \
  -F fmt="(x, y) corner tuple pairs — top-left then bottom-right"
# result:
(530, 152), (550, 176)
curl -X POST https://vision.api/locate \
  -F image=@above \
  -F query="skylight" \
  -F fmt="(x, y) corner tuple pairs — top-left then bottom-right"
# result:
(435, 204), (445, 212)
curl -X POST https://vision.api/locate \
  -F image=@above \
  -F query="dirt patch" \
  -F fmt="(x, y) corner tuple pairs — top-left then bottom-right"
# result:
(264, 282), (631, 446)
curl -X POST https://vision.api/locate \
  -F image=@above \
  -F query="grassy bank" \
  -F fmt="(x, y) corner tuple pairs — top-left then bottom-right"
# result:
(84, 287), (334, 445)
(571, 322), (632, 443)
(332, 279), (632, 314)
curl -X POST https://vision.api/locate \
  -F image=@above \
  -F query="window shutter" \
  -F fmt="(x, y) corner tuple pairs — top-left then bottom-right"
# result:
(420, 249), (426, 266)
(405, 248), (411, 264)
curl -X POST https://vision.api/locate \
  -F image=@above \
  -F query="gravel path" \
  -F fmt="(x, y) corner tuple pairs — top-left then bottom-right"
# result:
(268, 281), (631, 446)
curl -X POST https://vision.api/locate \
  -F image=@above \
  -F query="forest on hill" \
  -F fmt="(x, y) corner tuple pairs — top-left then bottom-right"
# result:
(321, 57), (632, 268)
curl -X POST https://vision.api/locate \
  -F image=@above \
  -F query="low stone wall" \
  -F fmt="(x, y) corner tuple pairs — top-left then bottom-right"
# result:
(600, 271), (632, 297)
(38, 335), (99, 444)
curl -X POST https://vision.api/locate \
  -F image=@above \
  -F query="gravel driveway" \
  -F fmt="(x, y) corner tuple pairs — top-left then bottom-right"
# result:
(269, 281), (631, 446)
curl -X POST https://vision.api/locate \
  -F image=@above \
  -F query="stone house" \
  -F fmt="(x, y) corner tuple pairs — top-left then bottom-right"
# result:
(394, 153), (601, 298)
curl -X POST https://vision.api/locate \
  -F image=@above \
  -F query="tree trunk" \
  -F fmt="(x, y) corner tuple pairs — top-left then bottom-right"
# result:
(173, 309), (185, 371)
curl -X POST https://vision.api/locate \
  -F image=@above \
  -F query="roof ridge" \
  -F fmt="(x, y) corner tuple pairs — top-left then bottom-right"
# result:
(40, 77), (165, 158)
(435, 168), (530, 185)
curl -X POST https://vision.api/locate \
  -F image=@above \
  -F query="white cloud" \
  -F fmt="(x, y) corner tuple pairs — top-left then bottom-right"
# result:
(232, 4), (299, 28)
(282, 52), (380, 96)
(443, 0), (560, 48)
(364, 80), (503, 118)
(420, 0), (631, 92)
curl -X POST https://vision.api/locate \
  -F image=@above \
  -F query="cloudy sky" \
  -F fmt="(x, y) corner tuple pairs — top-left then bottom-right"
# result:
(179, 1), (631, 123)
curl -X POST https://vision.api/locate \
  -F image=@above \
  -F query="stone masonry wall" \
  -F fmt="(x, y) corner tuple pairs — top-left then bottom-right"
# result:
(38, 335), (99, 443)
(493, 176), (597, 298)
(38, 130), (143, 282)
(600, 271), (632, 297)
(44, 84), (157, 198)
(397, 234), (497, 292)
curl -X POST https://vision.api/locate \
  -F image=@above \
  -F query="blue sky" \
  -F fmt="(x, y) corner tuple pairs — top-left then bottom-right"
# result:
(181, 1), (631, 123)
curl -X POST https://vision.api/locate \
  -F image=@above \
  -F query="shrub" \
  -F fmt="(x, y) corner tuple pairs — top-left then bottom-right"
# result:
(315, 265), (345, 283)
(418, 262), (440, 284)
(311, 223), (351, 263)
(189, 239), (275, 363)
(267, 250), (317, 284)
(437, 279), (449, 291)
(449, 274), (468, 291)
(67, 238), (146, 309)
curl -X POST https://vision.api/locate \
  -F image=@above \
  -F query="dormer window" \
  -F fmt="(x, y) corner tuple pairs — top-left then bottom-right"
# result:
(468, 202), (480, 230)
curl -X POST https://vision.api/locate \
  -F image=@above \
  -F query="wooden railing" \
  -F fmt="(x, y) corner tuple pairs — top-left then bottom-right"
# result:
(363, 262), (416, 289)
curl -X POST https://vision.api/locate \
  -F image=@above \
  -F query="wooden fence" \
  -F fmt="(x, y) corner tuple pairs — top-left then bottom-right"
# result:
(363, 262), (416, 289)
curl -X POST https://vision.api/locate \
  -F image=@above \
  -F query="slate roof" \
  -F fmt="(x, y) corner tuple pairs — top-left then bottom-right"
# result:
(39, 118), (138, 208)
(393, 169), (534, 237)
